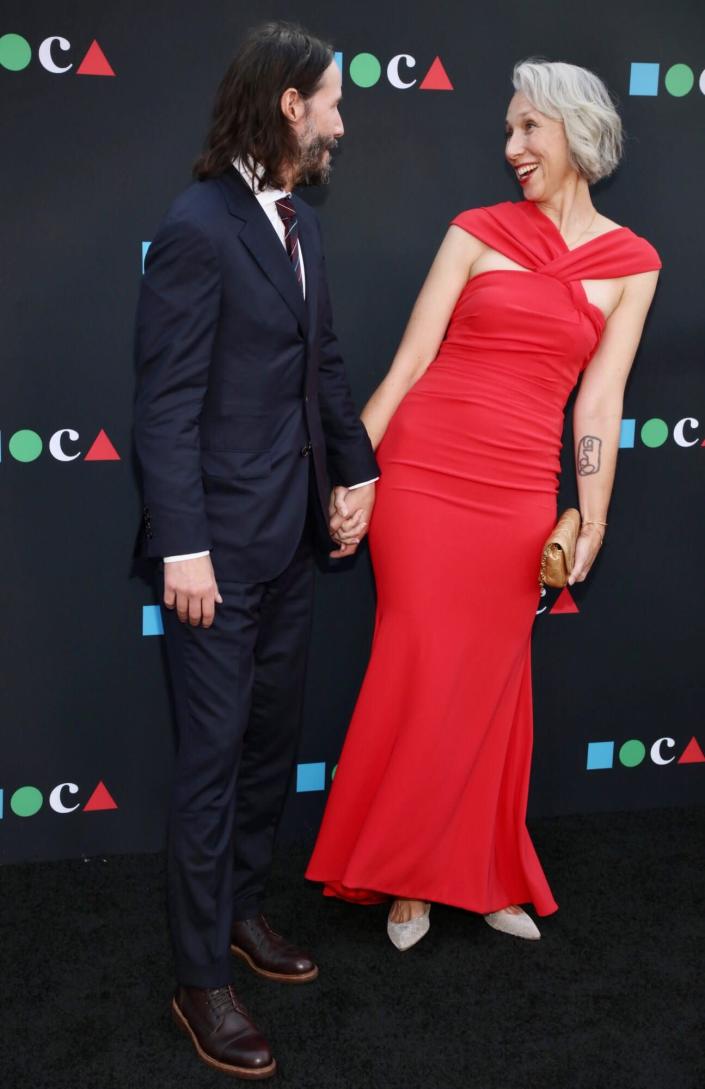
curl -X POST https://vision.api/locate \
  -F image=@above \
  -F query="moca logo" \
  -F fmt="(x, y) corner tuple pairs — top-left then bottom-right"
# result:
(0, 780), (118, 819)
(586, 736), (705, 770)
(0, 33), (114, 76)
(619, 417), (705, 449)
(334, 51), (453, 91)
(1, 428), (120, 463)
(629, 62), (703, 97)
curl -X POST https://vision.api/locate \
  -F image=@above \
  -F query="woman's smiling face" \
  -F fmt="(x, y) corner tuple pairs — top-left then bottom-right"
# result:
(505, 91), (575, 200)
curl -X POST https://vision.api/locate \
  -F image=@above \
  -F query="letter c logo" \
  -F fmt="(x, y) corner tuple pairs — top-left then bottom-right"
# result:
(650, 737), (676, 765)
(387, 54), (417, 90)
(673, 417), (699, 448)
(49, 429), (81, 461)
(38, 36), (73, 74)
(49, 782), (80, 813)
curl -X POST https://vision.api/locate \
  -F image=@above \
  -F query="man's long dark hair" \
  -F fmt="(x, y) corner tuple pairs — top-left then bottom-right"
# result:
(194, 21), (334, 188)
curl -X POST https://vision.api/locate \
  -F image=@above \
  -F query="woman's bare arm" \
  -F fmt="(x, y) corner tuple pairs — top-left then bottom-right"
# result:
(569, 268), (659, 583)
(360, 226), (484, 449)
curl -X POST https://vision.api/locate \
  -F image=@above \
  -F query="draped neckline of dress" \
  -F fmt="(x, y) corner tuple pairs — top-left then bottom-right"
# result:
(512, 201), (637, 331)
(522, 198), (628, 257)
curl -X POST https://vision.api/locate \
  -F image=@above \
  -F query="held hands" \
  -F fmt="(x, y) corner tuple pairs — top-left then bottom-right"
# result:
(164, 554), (223, 628)
(568, 525), (604, 585)
(329, 482), (376, 559)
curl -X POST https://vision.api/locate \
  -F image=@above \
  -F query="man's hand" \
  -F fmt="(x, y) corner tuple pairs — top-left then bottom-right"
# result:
(329, 482), (376, 559)
(164, 554), (223, 628)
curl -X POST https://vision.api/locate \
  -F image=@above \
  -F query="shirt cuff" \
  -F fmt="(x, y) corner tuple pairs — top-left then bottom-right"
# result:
(347, 478), (379, 490)
(163, 551), (210, 563)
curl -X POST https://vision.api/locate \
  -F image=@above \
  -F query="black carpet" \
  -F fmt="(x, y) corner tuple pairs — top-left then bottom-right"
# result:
(2, 807), (704, 1089)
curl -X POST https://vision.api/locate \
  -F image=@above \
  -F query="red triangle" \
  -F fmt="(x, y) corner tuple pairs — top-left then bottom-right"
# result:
(84, 429), (120, 461)
(83, 781), (118, 811)
(678, 737), (705, 764)
(701, 438), (705, 447)
(550, 587), (579, 614)
(76, 40), (115, 77)
(419, 56), (454, 91)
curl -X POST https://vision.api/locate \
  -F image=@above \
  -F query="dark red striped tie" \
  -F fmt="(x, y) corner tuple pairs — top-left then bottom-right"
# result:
(275, 196), (303, 294)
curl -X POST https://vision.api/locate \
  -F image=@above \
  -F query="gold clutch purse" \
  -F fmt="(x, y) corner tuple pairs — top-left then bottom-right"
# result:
(539, 508), (581, 588)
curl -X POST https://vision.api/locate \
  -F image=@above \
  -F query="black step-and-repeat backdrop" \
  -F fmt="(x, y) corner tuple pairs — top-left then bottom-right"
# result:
(2, 1), (703, 863)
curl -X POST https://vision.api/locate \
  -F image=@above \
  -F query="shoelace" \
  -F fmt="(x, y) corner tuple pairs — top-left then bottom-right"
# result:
(260, 915), (282, 939)
(257, 916), (299, 955)
(208, 985), (248, 1019)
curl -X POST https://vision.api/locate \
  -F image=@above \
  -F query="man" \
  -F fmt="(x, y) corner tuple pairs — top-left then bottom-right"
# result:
(134, 22), (378, 1079)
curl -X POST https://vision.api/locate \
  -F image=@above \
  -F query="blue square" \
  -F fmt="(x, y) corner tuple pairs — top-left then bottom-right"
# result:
(142, 604), (164, 637)
(141, 241), (151, 273)
(334, 51), (343, 73)
(586, 741), (615, 771)
(619, 419), (636, 448)
(296, 762), (326, 792)
(629, 63), (659, 97)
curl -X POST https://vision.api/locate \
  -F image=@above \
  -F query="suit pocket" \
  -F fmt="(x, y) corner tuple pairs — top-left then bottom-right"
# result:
(201, 448), (271, 480)
(200, 411), (273, 479)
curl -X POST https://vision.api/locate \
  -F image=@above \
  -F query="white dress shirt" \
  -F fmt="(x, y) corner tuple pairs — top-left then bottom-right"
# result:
(164, 160), (375, 564)
(233, 158), (307, 297)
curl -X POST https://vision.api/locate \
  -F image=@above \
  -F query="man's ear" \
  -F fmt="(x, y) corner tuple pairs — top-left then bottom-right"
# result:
(280, 87), (305, 123)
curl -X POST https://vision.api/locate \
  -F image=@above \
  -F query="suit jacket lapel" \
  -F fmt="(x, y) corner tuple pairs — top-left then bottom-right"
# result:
(217, 168), (308, 334)
(294, 198), (319, 347)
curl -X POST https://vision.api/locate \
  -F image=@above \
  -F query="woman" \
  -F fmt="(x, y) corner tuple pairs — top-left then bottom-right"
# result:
(306, 60), (660, 948)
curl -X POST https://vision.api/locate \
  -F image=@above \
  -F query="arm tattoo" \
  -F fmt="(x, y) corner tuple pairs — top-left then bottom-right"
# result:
(577, 435), (602, 476)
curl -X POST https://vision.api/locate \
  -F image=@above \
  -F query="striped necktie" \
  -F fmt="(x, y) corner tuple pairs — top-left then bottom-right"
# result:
(275, 196), (303, 294)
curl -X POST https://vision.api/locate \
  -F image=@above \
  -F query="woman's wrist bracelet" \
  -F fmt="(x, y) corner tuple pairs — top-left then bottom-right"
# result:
(581, 520), (607, 544)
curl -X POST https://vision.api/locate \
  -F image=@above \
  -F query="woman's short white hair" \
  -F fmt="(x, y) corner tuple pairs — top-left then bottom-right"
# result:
(512, 59), (623, 183)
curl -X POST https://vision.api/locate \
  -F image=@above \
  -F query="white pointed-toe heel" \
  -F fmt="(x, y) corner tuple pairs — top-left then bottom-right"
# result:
(387, 903), (431, 951)
(484, 907), (541, 941)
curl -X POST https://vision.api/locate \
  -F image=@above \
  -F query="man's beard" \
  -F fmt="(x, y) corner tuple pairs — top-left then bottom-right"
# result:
(294, 129), (338, 187)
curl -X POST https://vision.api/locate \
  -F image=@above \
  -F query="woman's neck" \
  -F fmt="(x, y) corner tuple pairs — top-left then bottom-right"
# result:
(536, 176), (596, 243)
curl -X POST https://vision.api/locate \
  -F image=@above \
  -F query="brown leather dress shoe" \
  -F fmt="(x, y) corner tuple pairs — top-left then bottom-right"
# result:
(172, 984), (276, 1079)
(230, 914), (319, 983)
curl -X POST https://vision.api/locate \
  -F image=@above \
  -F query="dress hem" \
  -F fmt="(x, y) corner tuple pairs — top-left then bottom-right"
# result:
(306, 875), (559, 918)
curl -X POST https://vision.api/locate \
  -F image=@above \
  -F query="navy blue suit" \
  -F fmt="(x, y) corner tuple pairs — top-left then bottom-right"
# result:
(134, 168), (378, 986)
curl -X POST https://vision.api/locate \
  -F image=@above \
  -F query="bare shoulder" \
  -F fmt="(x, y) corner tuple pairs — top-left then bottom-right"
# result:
(623, 266), (659, 299)
(443, 222), (487, 265)
(605, 269), (659, 333)
(593, 212), (622, 237)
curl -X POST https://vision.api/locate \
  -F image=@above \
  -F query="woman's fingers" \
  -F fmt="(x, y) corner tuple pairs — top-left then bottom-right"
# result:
(329, 507), (367, 545)
(330, 541), (360, 560)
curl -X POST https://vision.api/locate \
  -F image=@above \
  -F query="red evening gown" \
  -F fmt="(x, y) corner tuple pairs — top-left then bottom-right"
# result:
(306, 200), (660, 917)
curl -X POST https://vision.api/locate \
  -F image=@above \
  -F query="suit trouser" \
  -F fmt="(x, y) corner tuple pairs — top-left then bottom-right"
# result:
(161, 522), (315, 988)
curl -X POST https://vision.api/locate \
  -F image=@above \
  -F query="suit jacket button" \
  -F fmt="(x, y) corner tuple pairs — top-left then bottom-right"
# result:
(300, 442), (312, 457)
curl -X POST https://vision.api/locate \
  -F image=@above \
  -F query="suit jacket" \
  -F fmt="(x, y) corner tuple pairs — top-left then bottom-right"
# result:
(133, 167), (379, 582)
